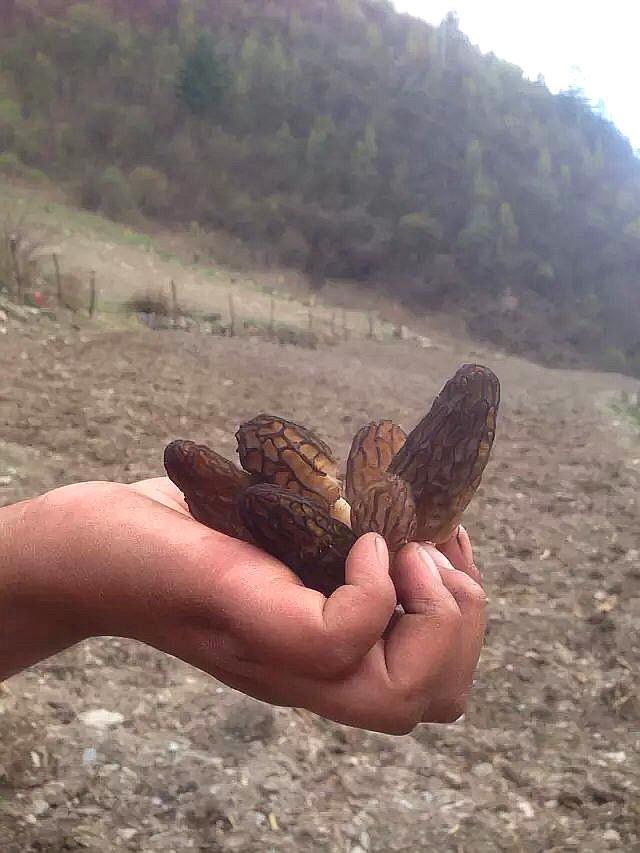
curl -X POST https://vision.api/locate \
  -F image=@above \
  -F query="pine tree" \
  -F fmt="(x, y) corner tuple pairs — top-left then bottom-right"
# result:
(176, 34), (226, 116)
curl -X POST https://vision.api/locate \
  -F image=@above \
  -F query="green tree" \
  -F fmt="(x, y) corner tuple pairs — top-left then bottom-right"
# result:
(405, 27), (432, 62)
(457, 204), (496, 280)
(101, 166), (135, 217)
(350, 123), (378, 195)
(0, 98), (21, 148)
(497, 201), (518, 260)
(465, 139), (482, 174)
(305, 115), (337, 186)
(176, 34), (226, 116)
(537, 146), (552, 178)
(396, 211), (443, 263)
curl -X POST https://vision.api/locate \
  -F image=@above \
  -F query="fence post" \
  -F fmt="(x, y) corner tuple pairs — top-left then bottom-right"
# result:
(368, 310), (375, 339)
(170, 279), (178, 324)
(88, 270), (96, 317)
(9, 236), (23, 304)
(269, 294), (276, 334)
(52, 254), (62, 305)
(228, 291), (236, 337)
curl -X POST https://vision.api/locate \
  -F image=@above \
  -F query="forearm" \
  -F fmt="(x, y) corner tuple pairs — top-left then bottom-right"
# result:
(0, 493), (91, 681)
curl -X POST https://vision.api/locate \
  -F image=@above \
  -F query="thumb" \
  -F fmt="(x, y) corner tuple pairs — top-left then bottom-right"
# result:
(319, 533), (398, 674)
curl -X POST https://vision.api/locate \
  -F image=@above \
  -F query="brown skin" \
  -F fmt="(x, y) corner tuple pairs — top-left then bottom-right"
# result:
(0, 478), (486, 735)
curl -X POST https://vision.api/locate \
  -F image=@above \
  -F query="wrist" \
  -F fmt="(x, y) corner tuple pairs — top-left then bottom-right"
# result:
(26, 480), (222, 648)
(0, 490), (93, 679)
(23, 482), (140, 641)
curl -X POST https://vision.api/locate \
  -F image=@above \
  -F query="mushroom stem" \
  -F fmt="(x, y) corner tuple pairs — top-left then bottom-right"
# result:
(330, 497), (352, 528)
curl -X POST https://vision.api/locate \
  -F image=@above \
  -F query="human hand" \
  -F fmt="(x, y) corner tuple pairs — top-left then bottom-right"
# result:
(3, 478), (486, 734)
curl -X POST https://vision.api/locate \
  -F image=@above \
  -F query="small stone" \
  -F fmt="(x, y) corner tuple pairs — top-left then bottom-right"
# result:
(443, 770), (463, 789)
(603, 829), (621, 842)
(117, 828), (138, 841)
(471, 762), (493, 778)
(30, 751), (41, 768)
(82, 747), (98, 765)
(32, 799), (48, 816)
(517, 799), (535, 818)
(78, 709), (124, 729)
(222, 700), (275, 743)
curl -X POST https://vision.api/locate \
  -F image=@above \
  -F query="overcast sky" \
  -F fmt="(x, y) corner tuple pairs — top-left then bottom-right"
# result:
(392, 1), (639, 150)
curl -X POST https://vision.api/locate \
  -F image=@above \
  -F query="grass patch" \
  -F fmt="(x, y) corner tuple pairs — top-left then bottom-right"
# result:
(611, 392), (640, 428)
(121, 231), (155, 251)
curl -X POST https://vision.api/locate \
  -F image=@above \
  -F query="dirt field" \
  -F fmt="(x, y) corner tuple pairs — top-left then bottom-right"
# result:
(1, 303), (639, 852)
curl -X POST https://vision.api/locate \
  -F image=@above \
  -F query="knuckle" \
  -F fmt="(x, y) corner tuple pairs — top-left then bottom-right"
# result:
(312, 643), (362, 678)
(383, 683), (425, 735)
(438, 594), (463, 627)
(363, 580), (397, 614)
(460, 580), (487, 609)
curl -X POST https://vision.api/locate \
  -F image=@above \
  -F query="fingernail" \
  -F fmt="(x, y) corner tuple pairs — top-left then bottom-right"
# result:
(374, 534), (389, 568)
(417, 544), (443, 585)
(457, 525), (473, 563)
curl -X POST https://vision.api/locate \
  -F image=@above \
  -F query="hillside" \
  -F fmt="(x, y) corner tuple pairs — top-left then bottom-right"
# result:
(1, 0), (640, 373)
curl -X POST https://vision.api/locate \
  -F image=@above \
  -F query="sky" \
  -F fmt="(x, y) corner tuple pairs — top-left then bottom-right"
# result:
(392, 1), (640, 150)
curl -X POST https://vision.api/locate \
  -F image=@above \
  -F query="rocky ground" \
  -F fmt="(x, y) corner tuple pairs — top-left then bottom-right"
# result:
(0, 307), (638, 852)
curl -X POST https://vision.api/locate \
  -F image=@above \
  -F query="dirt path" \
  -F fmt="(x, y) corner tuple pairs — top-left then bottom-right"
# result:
(0, 311), (638, 852)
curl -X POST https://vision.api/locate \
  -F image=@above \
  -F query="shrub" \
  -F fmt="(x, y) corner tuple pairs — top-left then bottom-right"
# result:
(279, 226), (310, 267)
(0, 98), (21, 149)
(98, 166), (135, 218)
(396, 212), (443, 258)
(129, 166), (169, 215)
(0, 151), (47, 182)
(0, 151), (24, 176)
(601, 346), (628, 374)
(80, 166), (135, 219)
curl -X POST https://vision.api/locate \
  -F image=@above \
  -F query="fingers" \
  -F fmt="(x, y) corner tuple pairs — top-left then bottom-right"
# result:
(384, 542), (486, 724)
(416, 544), (486, 722)
(320, 533), (398, 674)
(201, 533), (396, 681)
(385, 543), (461, 691)
(126, 485), (398, 681)
(438, 525), (482, 585)
(176, 535), (485, 736)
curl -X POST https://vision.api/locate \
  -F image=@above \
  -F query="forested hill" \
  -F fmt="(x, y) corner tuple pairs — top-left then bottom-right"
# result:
(2, 1), (640, 373)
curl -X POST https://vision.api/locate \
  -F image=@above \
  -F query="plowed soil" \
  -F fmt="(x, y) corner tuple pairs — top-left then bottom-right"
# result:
(1, 311), (638, 852)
